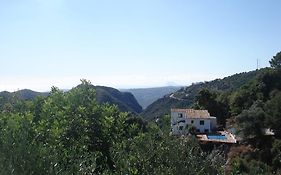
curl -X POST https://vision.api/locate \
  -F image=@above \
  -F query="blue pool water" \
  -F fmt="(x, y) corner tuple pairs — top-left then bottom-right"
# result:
(207, 135), (227, 140)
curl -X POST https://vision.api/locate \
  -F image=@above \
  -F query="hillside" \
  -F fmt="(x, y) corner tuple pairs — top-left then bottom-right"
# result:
(120, 86), (181, 109)
(0, 89), (49, 100)
(0, 86), (142, 114)
(141, 69), (264, 120)
(0, 89), (49, 104)
(94, 86), (142, 113)
(0, 80), (224, 174)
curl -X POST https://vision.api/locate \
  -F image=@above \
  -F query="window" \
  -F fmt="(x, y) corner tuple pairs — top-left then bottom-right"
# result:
(178, 113), (183, 118)
(200, 120), (204, 125)
(196, 129), (200, 133)
(204, 129), (209, 133)
(179, 126), (184, 130)
(191, 120), (194, 124)
(178, 120), (185, 124)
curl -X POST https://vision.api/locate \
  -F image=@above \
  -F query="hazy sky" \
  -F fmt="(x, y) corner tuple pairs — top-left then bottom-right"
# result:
(0, 0), (280, 91)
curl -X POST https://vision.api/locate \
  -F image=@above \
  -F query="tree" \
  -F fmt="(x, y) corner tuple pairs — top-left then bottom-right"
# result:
(0, 80), (228, 174)
(265, 91), (281, 137)
(269, 51), (281, 69)
(110, 123), (225, 175)
(196, 89), (229, 127)
(235, 101), (266, 140)
(271, 139), (281, 170)
(188, 125), (197, 135)
(0, 80), (129, 174)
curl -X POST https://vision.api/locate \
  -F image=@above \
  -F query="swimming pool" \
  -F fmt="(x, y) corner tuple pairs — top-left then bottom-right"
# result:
(207, 134), (227, 140)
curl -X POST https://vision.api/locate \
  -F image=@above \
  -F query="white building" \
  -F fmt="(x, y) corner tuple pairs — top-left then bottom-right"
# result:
(171, 108), (217, 135)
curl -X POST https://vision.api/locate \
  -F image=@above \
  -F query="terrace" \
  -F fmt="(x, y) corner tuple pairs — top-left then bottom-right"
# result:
(196, 131), (237, 144)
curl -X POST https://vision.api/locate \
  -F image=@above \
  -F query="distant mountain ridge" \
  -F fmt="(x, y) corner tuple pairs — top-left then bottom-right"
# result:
(0, 69), (262, 117)
(0, 86), (142, 114)
(141, 69), (263, 120)
(120, 86), (181, 109)
(0, 89), (49, 101)
(94, 86), (142, 113)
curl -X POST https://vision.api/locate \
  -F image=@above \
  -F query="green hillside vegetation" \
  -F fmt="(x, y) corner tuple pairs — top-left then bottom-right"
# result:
(142, 51), (281, 174)
(0, 80), (224, 174)
(14, 89), (49, 100)
(141, 69), (261, 121)
(207, 52), (281, 173)
(1, 52), (281, 174)
(0, 86), (142, 114)
(94, 85), (142, 113)
(121, 86), (181, 109)
(0, 89), (49, 103)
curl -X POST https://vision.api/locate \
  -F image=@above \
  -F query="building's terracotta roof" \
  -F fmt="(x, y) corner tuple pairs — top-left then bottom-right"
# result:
(171, 108), (211, 119)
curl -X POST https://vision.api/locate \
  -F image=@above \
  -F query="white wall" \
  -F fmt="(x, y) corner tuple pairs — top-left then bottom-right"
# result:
(171, 111), (188, 135)
(171, 111), (216, 135)
(187, 118), (211, 133)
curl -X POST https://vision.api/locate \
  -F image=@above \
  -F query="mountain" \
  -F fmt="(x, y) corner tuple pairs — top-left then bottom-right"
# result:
(14, 89), (49, 100)
(120, 86), (181, 109)
(141, 69), (263, 120)
(0, 89), (49, 102)
(0, 86), (142, 114)
(94, 86), (142, 113)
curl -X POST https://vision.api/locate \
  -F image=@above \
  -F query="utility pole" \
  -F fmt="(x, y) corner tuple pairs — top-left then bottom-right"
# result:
(257, 59), (259, 70)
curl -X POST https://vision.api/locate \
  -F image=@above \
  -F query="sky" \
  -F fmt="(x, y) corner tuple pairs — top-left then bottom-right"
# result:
(0, 0), (280, 91)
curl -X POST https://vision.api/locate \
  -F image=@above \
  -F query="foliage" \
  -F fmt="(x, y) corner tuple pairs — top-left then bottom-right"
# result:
(269, 51), (281, 69)
(141, 51), (281, 173)
(226, 51), (281, 173)
(231, 157), (272, 175)
(0, 85), (142, 114)
(0, 80), (224, 174)
(2, 51), (281, 174)
(265, 91), (281, 137)
(195, 89), (230, 127)
(235, 101), (266, 140)
(187, 125), (197, 135)
(142, 69), (261, 121)
(271, 139), (281, 171)
(110, 123), (225, 175)
(0, 80), (125, 174)
(141, 95), (192, 121)
(94, 85), (142, 113)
